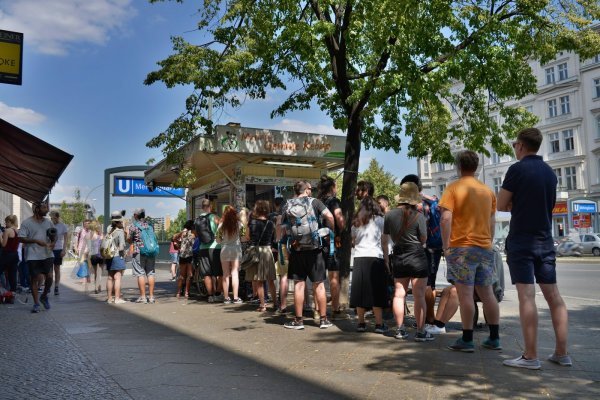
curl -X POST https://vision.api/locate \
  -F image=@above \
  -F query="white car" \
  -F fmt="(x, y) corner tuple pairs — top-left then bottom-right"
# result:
(579, 233), (600, 256)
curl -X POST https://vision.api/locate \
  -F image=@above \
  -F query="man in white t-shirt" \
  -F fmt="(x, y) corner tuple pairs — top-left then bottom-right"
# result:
(50, 211), (69, 296)
(18, 202), (56, 313)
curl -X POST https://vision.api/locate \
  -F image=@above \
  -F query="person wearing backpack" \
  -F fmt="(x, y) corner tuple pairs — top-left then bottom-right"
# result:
(317, 175), (345, 319)
(195, 199), (223, 303)
(400, 174), (444, 327)
(283, 180), (334, 330)
(127, 208), (158, 304)
(104, 211), (127, 304)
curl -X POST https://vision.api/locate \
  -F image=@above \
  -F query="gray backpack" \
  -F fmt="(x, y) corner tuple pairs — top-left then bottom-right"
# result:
(284, 197), (320, 251)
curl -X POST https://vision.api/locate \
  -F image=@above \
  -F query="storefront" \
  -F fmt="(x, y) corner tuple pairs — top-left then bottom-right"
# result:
(552, 201), (568, 237)
(145, 123), (345, 217)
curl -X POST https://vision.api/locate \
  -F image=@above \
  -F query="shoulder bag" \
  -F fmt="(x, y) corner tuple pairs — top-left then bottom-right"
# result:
(241, 220), (271, 270)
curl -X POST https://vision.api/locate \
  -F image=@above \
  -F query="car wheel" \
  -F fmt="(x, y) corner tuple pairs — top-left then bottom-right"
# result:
(593, 248), (600, 257)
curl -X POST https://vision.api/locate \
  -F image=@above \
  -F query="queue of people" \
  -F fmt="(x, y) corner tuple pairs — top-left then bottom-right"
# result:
(1, 127), (571, 371)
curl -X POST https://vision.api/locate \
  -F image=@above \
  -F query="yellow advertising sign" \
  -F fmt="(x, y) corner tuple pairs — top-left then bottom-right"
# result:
(0, 29), (23, 85)
(0, 42), (20, 74)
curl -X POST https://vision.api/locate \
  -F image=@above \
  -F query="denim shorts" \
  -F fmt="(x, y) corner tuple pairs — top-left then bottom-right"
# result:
(445, 247), (495, 286)
(169, 252), (178, 264)
(506, 237), (556, 284)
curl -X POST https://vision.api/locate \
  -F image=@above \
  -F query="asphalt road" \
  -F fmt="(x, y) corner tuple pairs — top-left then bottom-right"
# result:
(553, 260), (600, 302)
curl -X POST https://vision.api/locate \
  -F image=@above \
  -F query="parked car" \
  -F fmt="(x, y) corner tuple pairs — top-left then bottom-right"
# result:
(579, 233), (600, 256)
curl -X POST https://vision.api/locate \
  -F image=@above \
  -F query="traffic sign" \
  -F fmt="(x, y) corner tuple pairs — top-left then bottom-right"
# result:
(113, 177), (185, 197)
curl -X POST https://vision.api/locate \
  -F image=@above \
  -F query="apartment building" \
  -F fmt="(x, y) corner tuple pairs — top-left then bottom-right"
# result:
(418, 51), (600, 236)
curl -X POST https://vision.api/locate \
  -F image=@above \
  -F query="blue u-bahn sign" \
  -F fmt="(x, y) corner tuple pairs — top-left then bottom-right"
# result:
(113, 177), (185, 198)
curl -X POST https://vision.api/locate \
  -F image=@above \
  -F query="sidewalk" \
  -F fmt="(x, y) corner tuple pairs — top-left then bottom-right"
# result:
(1, 260), (599, 399)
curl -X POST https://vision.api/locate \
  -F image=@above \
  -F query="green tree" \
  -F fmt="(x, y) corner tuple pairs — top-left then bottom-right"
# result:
(358, 159), (399, 203)
(97, 215), (105, 225)
(146, 0), (600, 304)
(59, 188), (86, 226)
(167, 209), (188, 238)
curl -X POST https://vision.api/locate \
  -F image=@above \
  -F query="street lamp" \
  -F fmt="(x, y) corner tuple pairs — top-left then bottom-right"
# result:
(83, 184), (104, 222)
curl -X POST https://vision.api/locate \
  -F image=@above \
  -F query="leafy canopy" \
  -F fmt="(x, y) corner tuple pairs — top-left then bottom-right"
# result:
(146, 0), (600, 173)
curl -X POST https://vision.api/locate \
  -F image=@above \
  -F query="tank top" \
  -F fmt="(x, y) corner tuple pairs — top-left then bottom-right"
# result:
(4, 228), (19, 252)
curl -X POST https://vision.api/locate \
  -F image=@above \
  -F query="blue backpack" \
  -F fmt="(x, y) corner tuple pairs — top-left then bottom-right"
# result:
(135, 222), (159, 257)
(424, 198), (443, 249)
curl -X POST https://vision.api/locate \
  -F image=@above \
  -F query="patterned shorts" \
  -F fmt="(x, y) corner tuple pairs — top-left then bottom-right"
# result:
(445, 247), (494, 286)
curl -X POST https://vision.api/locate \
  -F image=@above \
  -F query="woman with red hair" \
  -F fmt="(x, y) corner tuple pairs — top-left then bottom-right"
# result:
(216, 206), (247, 303)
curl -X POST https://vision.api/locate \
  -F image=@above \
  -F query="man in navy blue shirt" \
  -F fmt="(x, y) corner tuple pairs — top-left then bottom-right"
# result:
(498, 127), (571, 370)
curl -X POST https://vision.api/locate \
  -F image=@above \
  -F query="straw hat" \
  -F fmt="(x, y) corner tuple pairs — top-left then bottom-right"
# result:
(394, 182), (421, 205)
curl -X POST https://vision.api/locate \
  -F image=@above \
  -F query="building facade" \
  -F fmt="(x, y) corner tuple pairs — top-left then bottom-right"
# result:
(0, 190), (33, 227)
(418, 51), (600, 236)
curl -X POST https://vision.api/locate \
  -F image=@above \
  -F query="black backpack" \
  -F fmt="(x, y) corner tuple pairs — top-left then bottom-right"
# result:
(194, 213), (214, 244)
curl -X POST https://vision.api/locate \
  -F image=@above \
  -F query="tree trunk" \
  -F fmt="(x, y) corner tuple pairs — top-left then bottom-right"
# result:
(337, 114), (362, 309)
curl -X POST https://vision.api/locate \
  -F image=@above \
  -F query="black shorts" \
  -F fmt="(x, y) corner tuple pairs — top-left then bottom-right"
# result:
(289, 249), (327, 282)
(179, 256), (193, 264)
(391, 245), (429, 279)
(52, 249), (63, 266)
(325, 250), (340, 272)
(197, 248), (223, 277)
(91, 255), (104, 266)
(425, 248), (443, 288)
(28, 258), (54, 277)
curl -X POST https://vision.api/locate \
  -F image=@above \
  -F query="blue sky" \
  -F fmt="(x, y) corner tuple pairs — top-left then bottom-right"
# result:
(0, 0), (416, 219)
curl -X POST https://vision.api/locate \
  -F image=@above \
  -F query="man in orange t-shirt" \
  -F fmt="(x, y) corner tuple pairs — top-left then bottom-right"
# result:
(439, 150), (500, 353)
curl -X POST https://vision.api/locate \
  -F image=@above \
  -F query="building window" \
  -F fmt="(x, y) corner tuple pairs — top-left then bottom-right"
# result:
(562, 129), (574, 151)
(597, 116), (600, 139)
(550, 132), (560, 153)
(548, 99), (558, 118)
(553, 168), (563, 188)
(493, 177), (502, 194)
(560, 96), (570, 115)
(438, 184), (446, 195)
(595, 54), (600, 63)
(423, 160), (430, 175)
(598, 158), (600, 185)
(594, 78), (600, 99)
(558, 63), (568, 81)
(565, 166), (577, 190)
(545, 67), (555, 85)
(525, 105), (533, 113)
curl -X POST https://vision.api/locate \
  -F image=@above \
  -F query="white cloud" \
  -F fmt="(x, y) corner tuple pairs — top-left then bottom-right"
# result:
(269, 119), (344, 136)
(0, 0), (137, 55)
(0, 101), (46, 126)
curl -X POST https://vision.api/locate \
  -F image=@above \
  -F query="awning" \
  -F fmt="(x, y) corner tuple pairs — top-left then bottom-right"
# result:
(0, 118), (73, 203)
(145, 124), (345, 187)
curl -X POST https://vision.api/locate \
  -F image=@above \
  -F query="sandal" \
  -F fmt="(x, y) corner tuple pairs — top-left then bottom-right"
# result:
(256, 305), (267, 312)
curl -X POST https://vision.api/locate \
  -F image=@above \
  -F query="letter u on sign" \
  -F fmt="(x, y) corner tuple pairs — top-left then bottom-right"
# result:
(117, 179), (131, 194)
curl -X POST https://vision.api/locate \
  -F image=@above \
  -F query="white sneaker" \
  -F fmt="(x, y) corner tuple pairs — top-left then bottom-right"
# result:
(503, 355), (541, 370)
(114, 298), (127, 304)
(548, 353), (572, 367)
(425, 324), (446, 335)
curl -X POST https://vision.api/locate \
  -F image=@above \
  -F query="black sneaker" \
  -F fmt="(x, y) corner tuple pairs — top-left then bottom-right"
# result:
(284, 319), (305, 330)
(414, 331), (435, 342)
(319, 318), (333, 329)
(54, 287), (59, 296)
(40, 295), (51, 310)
